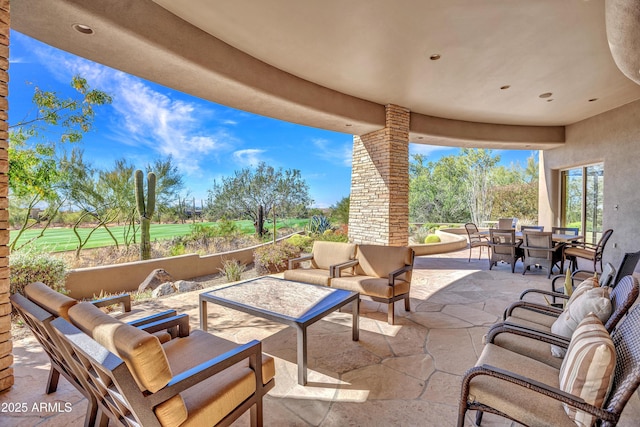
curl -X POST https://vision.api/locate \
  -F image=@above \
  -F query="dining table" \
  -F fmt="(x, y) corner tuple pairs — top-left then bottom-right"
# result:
(479, 230), (583, 244)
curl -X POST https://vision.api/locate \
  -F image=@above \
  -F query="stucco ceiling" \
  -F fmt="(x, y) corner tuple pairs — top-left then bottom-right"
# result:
(11, 0), (640, 148)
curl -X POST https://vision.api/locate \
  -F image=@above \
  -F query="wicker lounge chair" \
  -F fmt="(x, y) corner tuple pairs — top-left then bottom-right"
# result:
(458, 304), (640, 426)
(551, 250), (640, 294)
(493, 275), (638, 369)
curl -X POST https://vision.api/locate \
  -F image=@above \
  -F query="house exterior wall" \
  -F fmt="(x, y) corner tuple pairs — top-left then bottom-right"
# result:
(348, 104), (409, 246)
(0, 0), (11, 392)
(540, 98), (640, 268)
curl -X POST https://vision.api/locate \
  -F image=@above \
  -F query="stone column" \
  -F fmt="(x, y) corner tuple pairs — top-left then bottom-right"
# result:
(348, 104), (409, 246)
(0, 0), (11, 393)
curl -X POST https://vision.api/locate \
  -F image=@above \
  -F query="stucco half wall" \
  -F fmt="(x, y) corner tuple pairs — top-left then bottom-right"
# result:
(65, 234), (299, 299)
(410, 229), (468, 256)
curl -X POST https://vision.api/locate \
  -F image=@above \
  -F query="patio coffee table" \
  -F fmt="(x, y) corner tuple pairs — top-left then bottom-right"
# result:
(199, 277), (359, 385)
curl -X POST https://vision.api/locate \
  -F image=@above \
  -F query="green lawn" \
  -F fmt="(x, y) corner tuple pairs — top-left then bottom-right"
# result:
(10, 218), (309, 252)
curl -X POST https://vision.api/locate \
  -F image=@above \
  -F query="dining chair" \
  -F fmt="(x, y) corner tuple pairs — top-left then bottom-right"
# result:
(497, 218), (515, 229)
(551, 226), (579, 236)
(488, 229), (524, 273)
(564, 229), (614, 272)
(464, 222), (489, 262)
(520, 225), (544, 232)
(521, 231), (563, 278)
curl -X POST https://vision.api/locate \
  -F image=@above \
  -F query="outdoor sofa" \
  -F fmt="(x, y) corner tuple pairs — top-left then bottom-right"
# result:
(285, 241), (415, 324)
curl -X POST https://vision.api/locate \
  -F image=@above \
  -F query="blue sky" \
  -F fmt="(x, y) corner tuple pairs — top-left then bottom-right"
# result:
(8, 31), (535, 208)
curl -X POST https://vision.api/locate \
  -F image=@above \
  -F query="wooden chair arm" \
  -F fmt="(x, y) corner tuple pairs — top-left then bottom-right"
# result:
(461, 365), (616, 422)
(126, 310), (178, 327)
(148, 339), (264, 406)
(138, 313), (190, 338)
(503, 300), (563, 320)
(288, 254), (314, 270)
(487, 322), (570, 348)
(92, 293), (131, 312)
(389, 264), (412, 285)
(331, 259), (359, 278)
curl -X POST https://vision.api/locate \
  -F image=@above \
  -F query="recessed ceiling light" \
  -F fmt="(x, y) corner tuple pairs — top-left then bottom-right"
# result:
(588, 98), (598, 102)
(539, 92), (553, 99)
(429, 54), (441, 61)
(500, 85), (511, 90)
(72, 24), (94, 35)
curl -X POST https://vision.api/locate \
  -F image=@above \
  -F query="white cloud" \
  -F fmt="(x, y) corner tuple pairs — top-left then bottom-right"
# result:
(233, 149), (265, 167)
(312, 138), (352, 166)
(409, 143), (453, 157)
(22, 35), (239, 175)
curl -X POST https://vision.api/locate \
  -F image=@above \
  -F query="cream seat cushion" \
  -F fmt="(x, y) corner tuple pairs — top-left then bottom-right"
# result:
(468, 344), (576, 426)
(284, 268), (333, 286)
(330, 276), (410, 299)
(507, 307), (559, 328)
(160, 330), (276, 427)
(491, 332), (564, 370)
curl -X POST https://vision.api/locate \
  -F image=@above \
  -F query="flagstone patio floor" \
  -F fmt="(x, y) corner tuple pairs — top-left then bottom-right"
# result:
(3, 249), (640, 426)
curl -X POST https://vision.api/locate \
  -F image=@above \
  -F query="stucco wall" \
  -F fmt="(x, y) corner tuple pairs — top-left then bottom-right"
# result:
(540, 98), (640, 268)
(65, 234), (299, 299)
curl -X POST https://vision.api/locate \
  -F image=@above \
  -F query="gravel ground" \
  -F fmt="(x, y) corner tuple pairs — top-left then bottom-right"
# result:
(11, 264), (263, 340)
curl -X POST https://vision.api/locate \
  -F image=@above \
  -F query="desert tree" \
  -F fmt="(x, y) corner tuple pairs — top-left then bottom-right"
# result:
(207, 162), (312, 235)
(8, 75), (112, 250)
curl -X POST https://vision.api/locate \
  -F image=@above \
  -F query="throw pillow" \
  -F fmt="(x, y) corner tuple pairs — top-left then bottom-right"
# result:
(550, 286), (612, 357)
(559, 314), (616, 427)
(565, 277), (598, 308)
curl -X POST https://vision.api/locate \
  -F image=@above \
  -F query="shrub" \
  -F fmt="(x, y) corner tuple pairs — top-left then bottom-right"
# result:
(253, 241), (300, 274)
(286, 234), (313, 252)
(170, 242), (186, 256)
(10, 250), (68, 296)
(188, 223), (216, 240)
(425, 234), (441, 244)
(218, 259), (246, 282)
(412, 226), (430, 243)
(215, 217), (239, 238)
(309, 215), (331, 235)
(315, 232), (349, 243)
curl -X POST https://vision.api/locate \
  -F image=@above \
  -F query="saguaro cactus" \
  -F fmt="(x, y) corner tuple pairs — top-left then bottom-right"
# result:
(135, 170), (156, 260)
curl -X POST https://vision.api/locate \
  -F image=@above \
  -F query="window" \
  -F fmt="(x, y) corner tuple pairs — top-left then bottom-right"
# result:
(561, 164), (604, 244)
